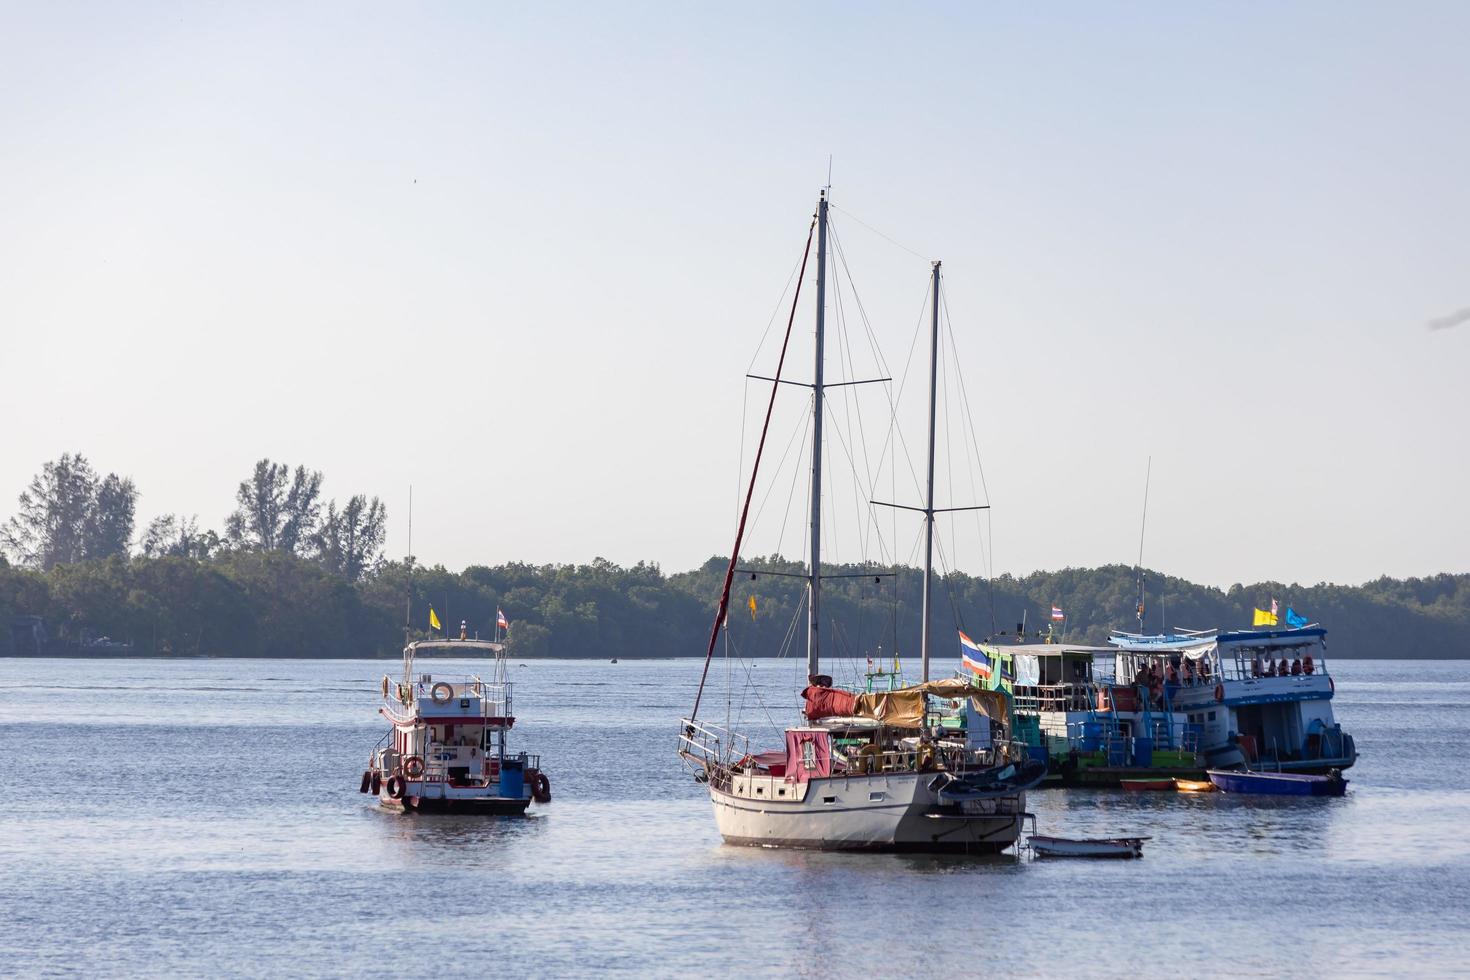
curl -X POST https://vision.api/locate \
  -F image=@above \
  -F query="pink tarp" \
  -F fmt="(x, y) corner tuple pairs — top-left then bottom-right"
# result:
(784, 729), (832, 782)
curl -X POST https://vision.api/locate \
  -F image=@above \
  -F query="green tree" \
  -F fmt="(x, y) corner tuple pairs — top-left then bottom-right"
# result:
(1, 454), (136, 569)
(224, 460), (322, 554)
(316, 495), (387, 582)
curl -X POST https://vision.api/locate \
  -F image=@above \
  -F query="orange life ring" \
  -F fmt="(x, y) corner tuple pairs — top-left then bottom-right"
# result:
(1214, 683), (1225, 703)
(530, 769), (552, 803)
(430, 682), (454, 704)
(403, 755), (426, 778)
(385, 775), (406, 800)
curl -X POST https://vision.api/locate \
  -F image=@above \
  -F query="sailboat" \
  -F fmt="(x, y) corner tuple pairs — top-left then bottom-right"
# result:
(678, 190), (1043, 852)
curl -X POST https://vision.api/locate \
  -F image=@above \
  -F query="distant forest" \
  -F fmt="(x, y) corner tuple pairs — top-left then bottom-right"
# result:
(2, 454), (1467, 659)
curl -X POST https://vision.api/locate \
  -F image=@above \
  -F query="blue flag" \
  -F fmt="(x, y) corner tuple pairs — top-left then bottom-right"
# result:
(1285, 607), (1309, 629)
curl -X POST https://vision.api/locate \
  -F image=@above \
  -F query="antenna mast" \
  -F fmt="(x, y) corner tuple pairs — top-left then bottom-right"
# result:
(1135, 458), (1151, 632)
(404, 485), (414, 635)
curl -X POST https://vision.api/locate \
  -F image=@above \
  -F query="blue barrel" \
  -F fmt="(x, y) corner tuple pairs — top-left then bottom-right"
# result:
(1080, 721), (1103, 752)
(499, 759), (525, 799)
(1133, 737), (1154, 767)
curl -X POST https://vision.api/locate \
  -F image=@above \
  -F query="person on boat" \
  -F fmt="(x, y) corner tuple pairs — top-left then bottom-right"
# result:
(1147, 664), (1164, 707)
(1291, 657), (1303, 675)
(1278, 657), (1290, 677)
(1303, 652), (1315, 674)
(1166, 661), (1180, 685)
(1264, 658), (1276, 677)
(1252, 654), (1263, 677)
(1199, 658), (1212, 683)
(1183, 658), (1197, 686)
(459, 620), (468, 641)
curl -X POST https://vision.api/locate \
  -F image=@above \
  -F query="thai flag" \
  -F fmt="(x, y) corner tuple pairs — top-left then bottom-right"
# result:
(959, 630), (992, 679)
(496, 608), (509, 630)
(1051, 605), (1065, 621)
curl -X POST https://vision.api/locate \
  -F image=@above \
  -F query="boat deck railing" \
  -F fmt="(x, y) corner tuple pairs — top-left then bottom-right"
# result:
(382, 746), (540, 784)
(1012, 683), (1093, 713)
(677, 718), (750, 769)
(385, 674), (512, 717)
(1219, 657), (1330, 682)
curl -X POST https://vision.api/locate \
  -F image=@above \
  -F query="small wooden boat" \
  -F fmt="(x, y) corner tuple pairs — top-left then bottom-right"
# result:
(1173, 779), (1217, 793)
(1029, 835), (1147, 859)
(1206, 768), (1348, 797)
(1120, 778), (1176, 792)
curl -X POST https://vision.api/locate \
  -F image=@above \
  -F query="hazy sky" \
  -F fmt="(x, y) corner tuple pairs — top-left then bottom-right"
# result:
(3, 2), (1466, 589)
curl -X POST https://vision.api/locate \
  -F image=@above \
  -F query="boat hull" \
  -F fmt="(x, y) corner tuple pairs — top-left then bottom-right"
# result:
(1029, 835), (1145, 859)
(709, 771), (1025, 853)
(386, 795), (532, 815)
(377, 780), (533, 815)
(1120, 779), (1176, 792)
(1206, 769), (1348, 797)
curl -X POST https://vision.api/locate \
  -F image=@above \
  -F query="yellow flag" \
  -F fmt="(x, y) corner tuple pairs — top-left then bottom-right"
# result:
(1253, 608), (1278, 627)
(749, 595), (758, 619)
(429, 607), (442, 631)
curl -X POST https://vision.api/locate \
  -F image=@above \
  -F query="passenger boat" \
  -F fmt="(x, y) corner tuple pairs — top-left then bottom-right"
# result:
(361, 638), (551, 814)
(677, 191), (1042, 852)
(1206, 768), (1348, 797)
(991, 622), (1356, 786)
(1029, 835), (1147, 859)
(1110, 626), (1357, 774)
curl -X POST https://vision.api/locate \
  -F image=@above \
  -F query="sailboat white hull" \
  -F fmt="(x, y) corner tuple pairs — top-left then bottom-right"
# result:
(708, 770), (1024, 853)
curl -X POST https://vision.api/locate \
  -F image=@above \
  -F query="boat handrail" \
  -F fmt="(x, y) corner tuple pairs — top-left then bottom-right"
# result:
(677, 718), (750, 768)
(1012, 682), (1093, 713)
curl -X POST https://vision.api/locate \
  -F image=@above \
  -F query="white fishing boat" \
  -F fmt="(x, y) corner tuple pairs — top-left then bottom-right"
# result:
(678, 190), (1041, 853)
(360, 639), (551, 814)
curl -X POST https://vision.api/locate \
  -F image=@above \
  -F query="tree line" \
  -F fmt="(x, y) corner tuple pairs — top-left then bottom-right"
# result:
(2, 454), (1467, 658)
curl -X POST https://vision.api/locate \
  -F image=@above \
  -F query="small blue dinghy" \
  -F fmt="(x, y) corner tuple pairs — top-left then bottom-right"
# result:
(1206, 769), (1348, 797)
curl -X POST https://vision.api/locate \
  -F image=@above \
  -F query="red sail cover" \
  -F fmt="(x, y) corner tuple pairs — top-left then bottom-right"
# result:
(785, 729), (832, 782)
(801, 685), (856, 721)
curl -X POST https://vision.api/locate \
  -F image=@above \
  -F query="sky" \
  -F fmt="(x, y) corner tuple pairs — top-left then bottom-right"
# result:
(1, 2), (1467, 589)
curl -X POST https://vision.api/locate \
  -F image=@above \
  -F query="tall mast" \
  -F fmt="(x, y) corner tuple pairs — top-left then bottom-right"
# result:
(808, 190), (829, 678)
(920, 260), (941, 682)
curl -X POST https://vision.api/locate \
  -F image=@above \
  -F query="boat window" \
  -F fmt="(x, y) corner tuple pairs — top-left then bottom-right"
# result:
(823, 796), (836, 805)
(802, 741), (817, 771)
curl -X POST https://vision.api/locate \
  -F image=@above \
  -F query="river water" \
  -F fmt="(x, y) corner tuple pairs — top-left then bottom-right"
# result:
(2, 656), (1465, 977)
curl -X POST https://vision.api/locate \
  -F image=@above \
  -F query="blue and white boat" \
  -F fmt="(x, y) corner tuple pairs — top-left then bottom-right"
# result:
(1109, 625), (1357, 774)
(1206, 768), (1349, 796)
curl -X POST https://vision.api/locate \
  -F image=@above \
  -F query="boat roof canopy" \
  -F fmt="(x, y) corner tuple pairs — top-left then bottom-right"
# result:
(405, 639), (505, 655)
(980, 642), (1116, 656)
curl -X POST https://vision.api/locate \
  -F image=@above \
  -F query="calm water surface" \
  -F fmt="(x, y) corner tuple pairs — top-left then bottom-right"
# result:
(2, 657), (1467, 977)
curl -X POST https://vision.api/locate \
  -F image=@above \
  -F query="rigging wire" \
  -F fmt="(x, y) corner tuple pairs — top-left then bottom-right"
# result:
(690, 214), (816, 724)
(829, 202), (931, 264)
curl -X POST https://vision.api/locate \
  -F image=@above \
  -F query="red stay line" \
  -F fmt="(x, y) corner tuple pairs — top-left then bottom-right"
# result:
(689, 212), (817, 724)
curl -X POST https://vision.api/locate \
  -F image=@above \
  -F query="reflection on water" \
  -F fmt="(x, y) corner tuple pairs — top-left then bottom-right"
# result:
(1, 656), (1467, 976)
